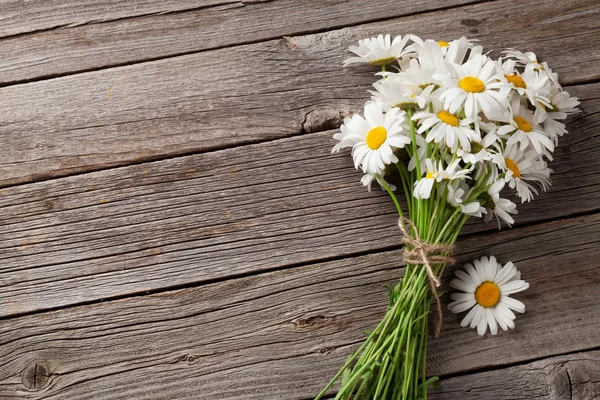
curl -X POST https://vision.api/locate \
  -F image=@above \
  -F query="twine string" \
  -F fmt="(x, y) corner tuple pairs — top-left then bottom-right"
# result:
(398, 217), (455, 337)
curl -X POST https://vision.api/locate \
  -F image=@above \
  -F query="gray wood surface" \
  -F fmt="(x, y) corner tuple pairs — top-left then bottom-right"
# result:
(0, 0), (480, 84)
(0, 0), (598, 186)
(0, 1), (599, 398)
(0, 214), (598, 399)
(0, 82), (597, 316)
(0, 0), (235, 38)
(430, 351), (600, 400)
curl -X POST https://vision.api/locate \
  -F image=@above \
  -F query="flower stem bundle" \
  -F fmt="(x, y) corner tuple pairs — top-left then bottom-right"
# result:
(317, 34), (579, 399)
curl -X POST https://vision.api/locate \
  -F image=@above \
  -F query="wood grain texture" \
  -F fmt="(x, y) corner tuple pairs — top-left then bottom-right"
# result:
(430, 351), (600, 400)
(0, 0), (481, 84)
(0, 214), (598, 399)
(0, 0), (599, 185)
(0, 82), (598, 316)
(0, 0), (235, 38)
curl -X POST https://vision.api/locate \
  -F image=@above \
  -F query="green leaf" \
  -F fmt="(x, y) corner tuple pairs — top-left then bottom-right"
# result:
(420, 376), (441, 390)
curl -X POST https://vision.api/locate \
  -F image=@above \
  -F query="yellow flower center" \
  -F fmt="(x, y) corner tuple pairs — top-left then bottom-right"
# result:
(505, 158), (521, 178)
(425, 172), (435, 179)
(513, 116), (532, 132)
(505, 74), (527, 89)
(437, 111), (459, 127)
(475, 281), (501, 308)
(458, 76), (485, 93)
(438, 41), (450, 47)
(366, 126), (387, 150)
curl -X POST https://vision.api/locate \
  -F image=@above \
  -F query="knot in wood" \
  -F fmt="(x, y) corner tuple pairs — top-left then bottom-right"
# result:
(22, 362), (50, 391)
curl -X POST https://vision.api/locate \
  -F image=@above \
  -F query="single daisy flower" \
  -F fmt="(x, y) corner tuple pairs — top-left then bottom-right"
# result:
(446, 181), (485, 217)
(449, 256), (529, 336)
(504, 49), (561, 89)
(536, 86), (578, 143)
(413, 105), (479, 152)
(493, 145), (551, 202)
(333, 101), (411, 175)
(370, 75), (430, 110)
(413, 158), (472, 199)
(479, 179), (518, 228)
(504, 49), (542, 70)
(437, 53), (510, 120)
(498, 98), (554, 155)
(392, 57), (444, 97)
(503, 66), (551, 110)
(542, 86), (581, 122)
(343, 34), (411, 67)
(457, 131), (500, 164)
(411, 35), (474, 65)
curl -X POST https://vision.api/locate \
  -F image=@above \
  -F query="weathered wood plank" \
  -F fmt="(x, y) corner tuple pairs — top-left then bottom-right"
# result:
(0, 214), (598, 399)
(0, 0), (236, 38)
(0, 0), (598, 185)
(430, 351), (600, 400)
(0, 0), (481, 84)
(0, 82), (597, 316)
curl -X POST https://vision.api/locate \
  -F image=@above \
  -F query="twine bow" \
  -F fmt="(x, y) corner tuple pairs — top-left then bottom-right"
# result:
(398, 217), (455, 337)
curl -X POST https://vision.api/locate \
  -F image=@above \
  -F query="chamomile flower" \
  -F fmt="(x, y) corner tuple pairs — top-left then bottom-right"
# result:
(480, 180), (518, 228)
(493, 145), (551, 202)
(504, 49), (542, 70)
(457, 132), (499, 164)
(344, 34), (411, 67)
(545, 86), (581, 121)
(392, 58), (444, 96)
(499, 98), (554, 155)
(449, 256), (529, 335)
(370, 76), (429, 110)
(413, 159), (471, 199)
(411, 36), (473, 65)
(503, 66), (551, 110)
(446, 181), (485, 217)
(333, 101), (411, 175)
(437, 53), (510, 120)
(412, 106), (479, 152)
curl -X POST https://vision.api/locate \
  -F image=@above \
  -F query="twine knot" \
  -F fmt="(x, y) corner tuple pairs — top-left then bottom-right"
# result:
(398, 217), (455, 337)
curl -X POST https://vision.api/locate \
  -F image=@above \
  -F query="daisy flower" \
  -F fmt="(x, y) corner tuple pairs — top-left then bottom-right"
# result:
(333, 101), (411, 175)
(392, 57), (444, 97)
(411, 36), (473, 65)
(413, 158), (472, 199)
(479, 179), (518, 228)
(370, 75), (429, 110)
(493, 145), (551, 202)
(449, 256), (529, 335)
(343, 34), (411, 67)
(503, 65), (551, 110)
(504, 49), (543, 70)
(457, 131), (499, 164)
(504, 49), (560, 88)
(437, 53), (510, 120)
(412, 106), (479, 152)
(498, 98), (554, 155)
(446, 181), (485, 217)
(541, 87), (580, 141)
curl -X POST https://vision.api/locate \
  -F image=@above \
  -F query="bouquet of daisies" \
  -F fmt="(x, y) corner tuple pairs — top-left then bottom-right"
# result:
(316, 35), (579, 399)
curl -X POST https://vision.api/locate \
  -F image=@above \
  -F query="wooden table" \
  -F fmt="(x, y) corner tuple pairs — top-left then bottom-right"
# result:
(0, 1), (599, 398)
